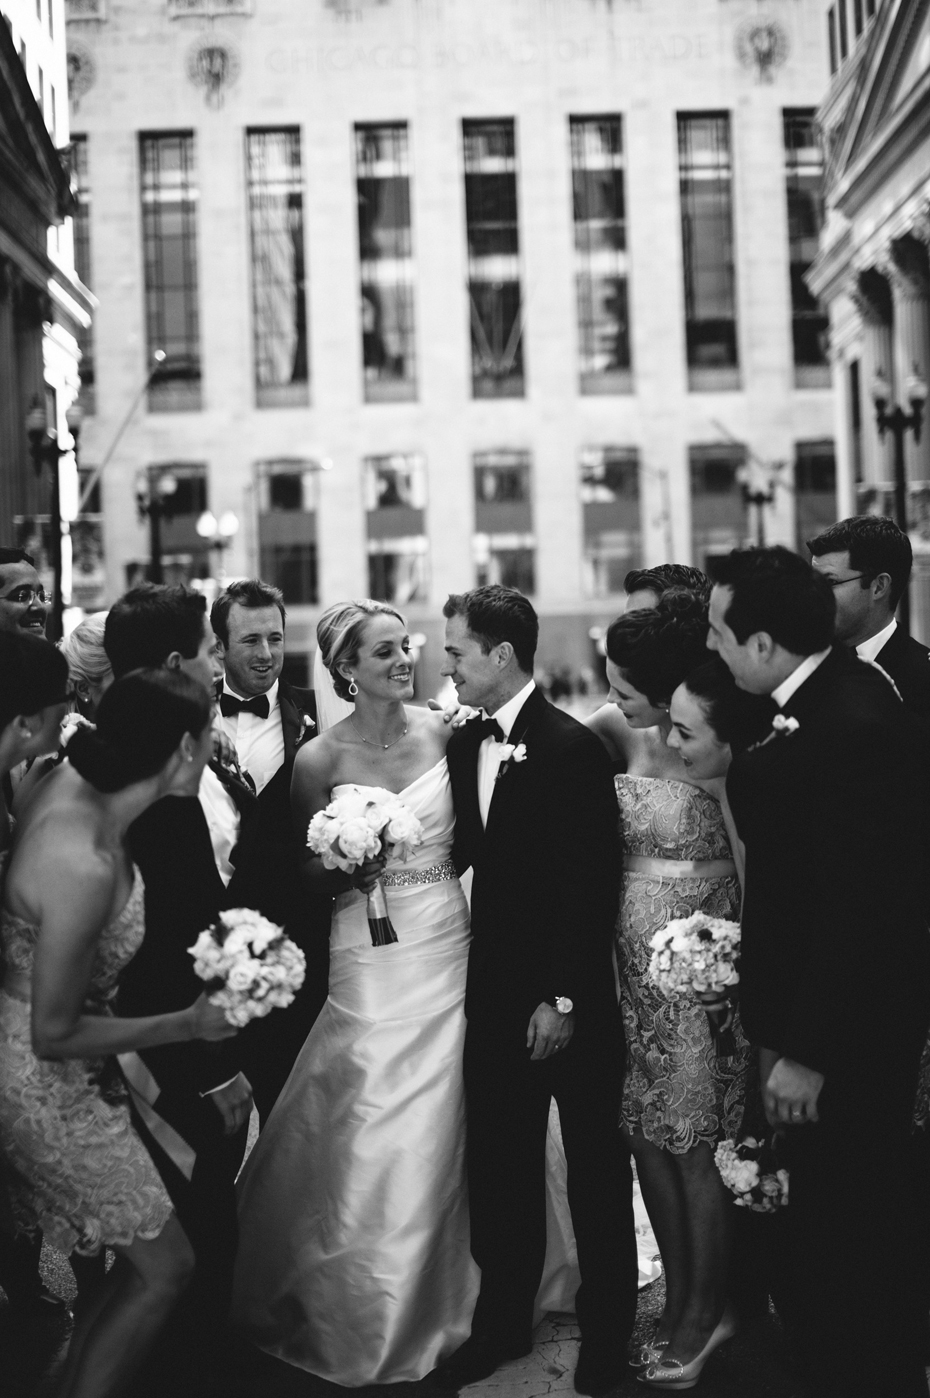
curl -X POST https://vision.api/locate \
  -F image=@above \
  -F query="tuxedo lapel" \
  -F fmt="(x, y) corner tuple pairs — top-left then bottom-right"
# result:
(483, 688), (546, 840)
(278, 681), (315, 761)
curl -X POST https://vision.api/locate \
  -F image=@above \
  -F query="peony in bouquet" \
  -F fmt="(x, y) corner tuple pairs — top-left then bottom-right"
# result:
(648, 912), (741, 1057)
(715, 1135), (789, 1214)
(189, 907), (306, 1028)
(307, 786), (424, 946)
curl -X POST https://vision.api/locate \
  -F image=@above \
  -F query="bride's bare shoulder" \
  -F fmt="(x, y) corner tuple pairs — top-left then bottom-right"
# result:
(405, 703), (455, 753)
(293, 722), (353, 782)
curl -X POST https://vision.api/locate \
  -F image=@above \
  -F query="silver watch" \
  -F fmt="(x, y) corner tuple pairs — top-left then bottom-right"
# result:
(554, 996), (573, 1015)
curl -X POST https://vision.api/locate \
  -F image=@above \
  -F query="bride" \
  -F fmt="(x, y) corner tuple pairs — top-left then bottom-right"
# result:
(231, 599), (478, 1385)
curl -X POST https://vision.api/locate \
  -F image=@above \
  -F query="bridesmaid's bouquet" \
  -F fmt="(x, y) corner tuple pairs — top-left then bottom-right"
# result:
(307, 787), (424, 946)
(715, 1135), (789, 1213)
(189, 908), (306, 1027)
(648, 912), (741, 1057)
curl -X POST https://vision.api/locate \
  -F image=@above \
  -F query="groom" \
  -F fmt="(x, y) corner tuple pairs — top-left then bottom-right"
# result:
(438, 585), (638, 1394)
(711, 546), (930, 1398)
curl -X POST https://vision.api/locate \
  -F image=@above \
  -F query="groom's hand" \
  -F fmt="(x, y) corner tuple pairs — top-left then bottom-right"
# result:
(208, 1072), (254, 1136)
(527, 1003), (574, 1061)
(763, 1056), (824, 1127)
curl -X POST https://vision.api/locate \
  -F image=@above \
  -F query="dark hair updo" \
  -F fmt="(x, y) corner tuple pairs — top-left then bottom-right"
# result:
(0, 632), (69, 732)
(67, 669), (212, 794)
(679, 658), (774, 755)
(605, 589), (709, 706)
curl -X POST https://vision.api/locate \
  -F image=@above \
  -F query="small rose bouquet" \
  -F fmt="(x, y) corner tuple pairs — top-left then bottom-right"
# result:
(188, 908), (306, 1028)
(307, 787), (424, 946)
(715, 1135), (789, 1214)
(648, 912), (741, 1057)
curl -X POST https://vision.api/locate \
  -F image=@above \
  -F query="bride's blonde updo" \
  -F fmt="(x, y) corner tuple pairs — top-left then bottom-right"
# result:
(317, 600), (406, 701)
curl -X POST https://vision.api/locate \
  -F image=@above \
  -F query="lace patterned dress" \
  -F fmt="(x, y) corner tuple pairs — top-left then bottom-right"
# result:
(615, 775), (749, 1153)
(0, 869), (174, 1255)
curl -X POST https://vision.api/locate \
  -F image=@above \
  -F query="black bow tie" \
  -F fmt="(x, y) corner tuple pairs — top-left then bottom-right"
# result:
(220, 692), (270, 720)
(477, 716), (505, 744)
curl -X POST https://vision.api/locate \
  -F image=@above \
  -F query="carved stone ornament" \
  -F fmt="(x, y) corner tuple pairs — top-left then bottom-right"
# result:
(186, 37), (240, 109)
(735, 18), (790, 82)
(66, 43), (97, 108)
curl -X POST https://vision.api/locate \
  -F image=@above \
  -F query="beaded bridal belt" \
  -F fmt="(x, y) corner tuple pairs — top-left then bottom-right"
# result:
(381, 858), (457, 888)
(623, 854), (737, 879)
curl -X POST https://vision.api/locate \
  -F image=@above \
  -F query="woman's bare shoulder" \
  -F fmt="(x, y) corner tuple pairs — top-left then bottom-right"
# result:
(584, 702), (630, 761)
(406, 703), (454, 753)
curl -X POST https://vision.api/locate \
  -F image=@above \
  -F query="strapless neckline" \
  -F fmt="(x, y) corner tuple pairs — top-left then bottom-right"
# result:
(333, 756), (447, 801)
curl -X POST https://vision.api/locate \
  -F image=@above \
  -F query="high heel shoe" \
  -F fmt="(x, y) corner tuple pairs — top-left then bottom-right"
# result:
(629, 1340), (668, 1370)
(636, 1312), (737, 1390)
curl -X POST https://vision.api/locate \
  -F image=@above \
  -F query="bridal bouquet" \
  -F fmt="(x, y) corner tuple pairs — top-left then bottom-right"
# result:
(715, 1135), (789, 1214)
(189, 908), (306, 1027)
(648, 912), (741, 1057)
(307, 787), (424, 946)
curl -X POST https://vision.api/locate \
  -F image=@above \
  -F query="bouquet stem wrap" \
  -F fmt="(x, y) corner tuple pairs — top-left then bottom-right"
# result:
(366, 879), (398, 947)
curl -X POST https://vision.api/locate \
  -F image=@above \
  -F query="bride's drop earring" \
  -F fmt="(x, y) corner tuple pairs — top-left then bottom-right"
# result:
(348, 679), (359, 697)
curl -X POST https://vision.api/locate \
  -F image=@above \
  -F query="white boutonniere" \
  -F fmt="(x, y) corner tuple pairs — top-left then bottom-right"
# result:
(771, 714), (800, 736)
(495, 740), (528, 781)
(747, 712), (800, 753)
(297, 713), (316, 745)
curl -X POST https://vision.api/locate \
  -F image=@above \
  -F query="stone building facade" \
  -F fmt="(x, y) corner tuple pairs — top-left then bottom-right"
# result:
(1, 0), (91, 632)
(809, 0), (930, 643)
(67, 0), (835, 686)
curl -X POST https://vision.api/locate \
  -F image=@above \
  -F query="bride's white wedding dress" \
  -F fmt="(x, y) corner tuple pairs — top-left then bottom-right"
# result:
(232, 755), (661, 1386)
(232, 759), (478, 1384)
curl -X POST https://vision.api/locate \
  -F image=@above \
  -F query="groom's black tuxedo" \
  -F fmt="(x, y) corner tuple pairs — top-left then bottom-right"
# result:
(727, 645), (930, 1398)
(447, 687), (638, 1356)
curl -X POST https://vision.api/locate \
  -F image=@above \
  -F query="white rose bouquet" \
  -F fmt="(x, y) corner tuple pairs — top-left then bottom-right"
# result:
(188, 907), (306, 1028)
(648, 912), (741, 1057)
(307, 786), (424, 946)
(715, 1135), (789, 1214)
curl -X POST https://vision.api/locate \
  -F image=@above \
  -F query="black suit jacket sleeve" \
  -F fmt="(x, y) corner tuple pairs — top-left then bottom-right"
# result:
(123, 796), (240, 1097)
(540, 727), (622, 1007)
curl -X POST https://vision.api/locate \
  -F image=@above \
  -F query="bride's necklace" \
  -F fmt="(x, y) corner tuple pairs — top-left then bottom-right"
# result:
(350, 715), (408, 750)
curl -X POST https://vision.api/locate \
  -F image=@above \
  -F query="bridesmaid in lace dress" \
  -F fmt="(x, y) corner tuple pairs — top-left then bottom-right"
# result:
(587, 594), (761, 1389)
(0, 670), (236, 1398)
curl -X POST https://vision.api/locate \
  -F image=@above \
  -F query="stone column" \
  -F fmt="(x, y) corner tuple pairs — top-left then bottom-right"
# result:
(887, 234), (930, 485)
(849, 267), (895, 494)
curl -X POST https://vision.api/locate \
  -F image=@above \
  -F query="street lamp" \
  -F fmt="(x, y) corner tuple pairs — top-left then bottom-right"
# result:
(196, 509), (240, 584)
(735, 458), (786, 548)
(26, 397), (82, 642)
(135, 470), (179, 584)
(871, 364), (928, 636)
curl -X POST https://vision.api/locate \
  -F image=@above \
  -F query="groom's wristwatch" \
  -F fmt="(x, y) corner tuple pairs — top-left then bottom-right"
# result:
(553, 996), (573, 1015)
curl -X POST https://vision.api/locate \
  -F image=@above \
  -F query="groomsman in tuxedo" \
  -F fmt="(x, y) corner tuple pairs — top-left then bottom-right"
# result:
(105, 585), (251, 1341)
(211, 579), (315, 796)
(212, 579), (328, 1122)
(711, 547), (930, 1398)
(808, 514), (930, 717)
(437, 586), (638, 1395)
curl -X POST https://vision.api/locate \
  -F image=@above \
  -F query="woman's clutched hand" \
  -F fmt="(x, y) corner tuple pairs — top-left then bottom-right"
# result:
(351, 856), (387, 895)
(188, 992), (239, 1041)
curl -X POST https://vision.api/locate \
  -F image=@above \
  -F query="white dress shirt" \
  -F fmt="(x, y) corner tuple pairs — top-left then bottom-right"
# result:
(217, 678), (284, 795)
(855, 617), (897, 664)
(477, 679), (536, 828)
(771, 648), (832, 709)
(198, 764), (239, 887)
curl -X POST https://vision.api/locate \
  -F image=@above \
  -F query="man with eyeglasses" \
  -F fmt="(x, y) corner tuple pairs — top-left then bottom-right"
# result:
(0, 548), (50, 637)
(808, 516), (930, 718)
